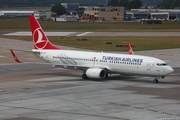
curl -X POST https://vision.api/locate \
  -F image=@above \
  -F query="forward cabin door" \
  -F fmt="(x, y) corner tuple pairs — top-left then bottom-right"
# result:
(146, 62), (160, 76)
(146, 62), (151, 70)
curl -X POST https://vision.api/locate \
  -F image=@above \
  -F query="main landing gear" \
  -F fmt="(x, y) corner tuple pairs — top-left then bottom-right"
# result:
(82, 74), (89, 79)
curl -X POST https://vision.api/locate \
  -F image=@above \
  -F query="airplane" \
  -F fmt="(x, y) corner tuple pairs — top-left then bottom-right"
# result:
(10, 15), (174, 83)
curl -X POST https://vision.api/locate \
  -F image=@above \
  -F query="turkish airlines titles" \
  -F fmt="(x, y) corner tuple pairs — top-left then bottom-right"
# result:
(102, 56), (143, 64)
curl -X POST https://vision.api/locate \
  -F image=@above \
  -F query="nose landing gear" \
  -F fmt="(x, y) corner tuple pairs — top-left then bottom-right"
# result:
(153, 79), (159, 83)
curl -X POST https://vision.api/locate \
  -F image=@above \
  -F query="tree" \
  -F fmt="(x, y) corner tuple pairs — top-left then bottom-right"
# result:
(51, 4), (66, 16)
(127, 0), (142, 10)
(158, 0), (180, 9)
(108, 0), (120, 6)
(120, 0), (129, 7)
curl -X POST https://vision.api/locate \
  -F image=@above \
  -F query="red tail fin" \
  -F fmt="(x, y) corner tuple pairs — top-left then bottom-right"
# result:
(10, 49), (22, 63)
(128, 44), (134, 55)
(29, 15), (61, 50)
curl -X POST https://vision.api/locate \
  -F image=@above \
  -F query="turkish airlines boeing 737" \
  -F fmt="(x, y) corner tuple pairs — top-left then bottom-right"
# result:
(11, 15), (174, 83)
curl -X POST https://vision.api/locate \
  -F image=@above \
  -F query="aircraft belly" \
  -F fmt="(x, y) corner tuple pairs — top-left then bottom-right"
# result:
(110, 64), (144, 75)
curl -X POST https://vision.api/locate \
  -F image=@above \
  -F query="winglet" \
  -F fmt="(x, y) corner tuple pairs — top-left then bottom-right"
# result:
(128, 44), (134, 55)
(10, 49), (22, 63)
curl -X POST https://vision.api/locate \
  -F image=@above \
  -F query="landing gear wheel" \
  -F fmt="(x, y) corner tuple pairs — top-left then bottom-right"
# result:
(153, 79), (158, 83)
(82, 74), (88, 79)
(105, 73), (108, 78)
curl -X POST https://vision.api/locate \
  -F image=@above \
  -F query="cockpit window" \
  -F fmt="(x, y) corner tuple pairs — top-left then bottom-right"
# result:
(157, 63), (167, 66)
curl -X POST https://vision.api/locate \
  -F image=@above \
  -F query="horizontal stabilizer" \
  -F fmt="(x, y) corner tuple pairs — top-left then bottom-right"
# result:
(10, 49), (22, 63)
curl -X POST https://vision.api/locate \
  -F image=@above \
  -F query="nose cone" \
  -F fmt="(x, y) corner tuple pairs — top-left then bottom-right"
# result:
(166, 66), (174, 75)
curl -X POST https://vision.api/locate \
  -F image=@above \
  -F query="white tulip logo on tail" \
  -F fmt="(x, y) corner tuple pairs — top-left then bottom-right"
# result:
(33, 28), (48, 49)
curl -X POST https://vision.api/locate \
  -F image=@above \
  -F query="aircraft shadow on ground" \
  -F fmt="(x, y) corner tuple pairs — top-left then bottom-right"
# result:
(28, 71), (177, 84)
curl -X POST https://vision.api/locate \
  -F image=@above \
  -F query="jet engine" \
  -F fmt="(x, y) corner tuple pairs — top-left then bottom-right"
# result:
(86, 68), (106, 79)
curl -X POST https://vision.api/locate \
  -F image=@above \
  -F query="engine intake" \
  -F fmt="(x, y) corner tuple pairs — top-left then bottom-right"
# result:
(86, 68), (106, 79)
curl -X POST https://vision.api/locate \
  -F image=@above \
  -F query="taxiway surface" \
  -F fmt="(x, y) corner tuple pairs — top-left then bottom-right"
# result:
(0, 37), (180, 120)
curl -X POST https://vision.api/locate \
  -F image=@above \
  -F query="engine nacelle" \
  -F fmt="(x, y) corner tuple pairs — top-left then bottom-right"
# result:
(86, 68), (106, 79)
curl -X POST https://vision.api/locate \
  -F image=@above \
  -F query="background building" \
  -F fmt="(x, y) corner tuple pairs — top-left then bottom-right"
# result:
(0, 11), (39, 19)
(127, 9), (180, 21)
(0, 10), (54, 20)
(84, 6), (124, 22)
(53, 15), (77, 22)
(61, 3), (79, 12)
(39, 11), (51, 19)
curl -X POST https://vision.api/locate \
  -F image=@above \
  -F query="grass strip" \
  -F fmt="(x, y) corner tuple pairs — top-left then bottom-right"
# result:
(1, 36), (180, 51)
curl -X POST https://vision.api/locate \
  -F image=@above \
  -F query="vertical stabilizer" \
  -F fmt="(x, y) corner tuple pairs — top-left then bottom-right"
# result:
(29, 15), (61, 50)
(128, 44), (134, 55)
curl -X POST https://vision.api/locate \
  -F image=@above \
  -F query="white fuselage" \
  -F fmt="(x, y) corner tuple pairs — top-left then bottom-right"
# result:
(33, 49), (174, 77)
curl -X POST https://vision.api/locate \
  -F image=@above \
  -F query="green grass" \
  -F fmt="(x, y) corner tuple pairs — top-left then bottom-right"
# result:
(1, 36), (180, 51)
(1, 18), (180, 51)
(0, 18), (180, 32)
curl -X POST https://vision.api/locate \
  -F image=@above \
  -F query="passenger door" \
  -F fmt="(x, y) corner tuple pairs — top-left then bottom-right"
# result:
(146, 61), (151, 70)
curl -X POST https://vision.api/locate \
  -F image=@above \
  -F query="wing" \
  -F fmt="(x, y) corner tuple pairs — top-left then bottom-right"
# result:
(53, 64), (108, 71)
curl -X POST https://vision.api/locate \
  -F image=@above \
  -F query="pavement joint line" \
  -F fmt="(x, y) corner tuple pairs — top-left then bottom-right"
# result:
(0, 83), (102, 100)
(52, 96), (100, 115)
(119, 104), (131, 107)
(108, 102), (118, 105)
(161, 112), (175, 116)
(111, 103), (177, 117)
(133, 106), (144, 109)
(0, 104), (129, 120)
(146, 108), (159, 112)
